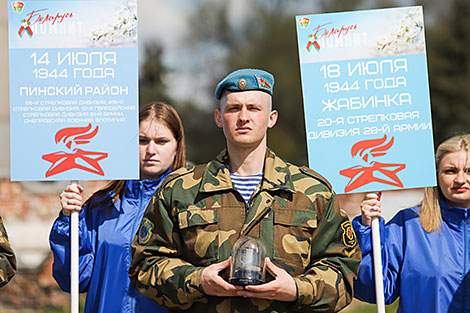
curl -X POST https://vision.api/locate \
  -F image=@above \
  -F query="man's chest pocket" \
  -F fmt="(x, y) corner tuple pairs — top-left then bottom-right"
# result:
(177, 206), (219, 265)
(272, 208), (317, 275)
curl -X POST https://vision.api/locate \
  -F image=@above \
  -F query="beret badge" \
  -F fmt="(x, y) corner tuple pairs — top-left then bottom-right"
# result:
(238, 78), (247, 90)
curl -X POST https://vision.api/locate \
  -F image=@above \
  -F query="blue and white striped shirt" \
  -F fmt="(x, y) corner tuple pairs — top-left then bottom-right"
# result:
(230, 173), (262, 203)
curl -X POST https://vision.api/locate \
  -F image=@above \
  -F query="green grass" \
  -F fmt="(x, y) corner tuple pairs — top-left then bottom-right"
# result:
(346, 300), (399, 313)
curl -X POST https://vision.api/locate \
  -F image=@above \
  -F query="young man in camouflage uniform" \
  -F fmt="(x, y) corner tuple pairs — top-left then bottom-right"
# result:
(129, 69), (361, 312)
(0, 216), (16, 288)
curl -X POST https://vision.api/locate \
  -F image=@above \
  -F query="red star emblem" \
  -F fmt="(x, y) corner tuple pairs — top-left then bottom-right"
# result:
(339, 135), (406, 193)
(42, 124), (108, 177)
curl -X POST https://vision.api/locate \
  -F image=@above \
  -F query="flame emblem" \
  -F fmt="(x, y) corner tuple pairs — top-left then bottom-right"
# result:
(42, 124), (108, 177)
(339, 135), (405, 193)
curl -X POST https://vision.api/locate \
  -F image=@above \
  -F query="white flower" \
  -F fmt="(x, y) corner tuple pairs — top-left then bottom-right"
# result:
(376, 8), (424, 56)
(90, 1), (137, 47)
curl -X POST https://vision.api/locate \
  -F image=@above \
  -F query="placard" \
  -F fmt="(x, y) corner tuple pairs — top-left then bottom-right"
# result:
(8, 0), (139, 181)
(296, 6), (436, 194)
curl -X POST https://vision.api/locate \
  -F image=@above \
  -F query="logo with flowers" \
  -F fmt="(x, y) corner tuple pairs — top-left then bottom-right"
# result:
(298, 17), (310, 28)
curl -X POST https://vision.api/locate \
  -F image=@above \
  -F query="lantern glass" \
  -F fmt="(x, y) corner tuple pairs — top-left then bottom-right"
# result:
(229, 237), (266, 286)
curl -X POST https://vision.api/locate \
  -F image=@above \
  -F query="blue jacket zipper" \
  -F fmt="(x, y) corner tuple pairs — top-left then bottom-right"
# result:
(464, 210), (468, 312)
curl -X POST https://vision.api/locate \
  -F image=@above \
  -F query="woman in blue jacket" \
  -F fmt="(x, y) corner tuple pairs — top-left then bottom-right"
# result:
(353, 134), (470, 313)
(49, 102), (186, 313)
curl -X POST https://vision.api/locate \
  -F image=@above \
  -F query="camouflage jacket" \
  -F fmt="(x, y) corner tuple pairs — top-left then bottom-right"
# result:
(0, 216), (16, 288)
(129, 149), (361, 312)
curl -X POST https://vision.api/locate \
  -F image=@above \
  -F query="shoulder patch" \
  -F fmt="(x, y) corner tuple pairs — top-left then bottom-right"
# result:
(341, 220), (357, 248)
(138, 217), (154, 244)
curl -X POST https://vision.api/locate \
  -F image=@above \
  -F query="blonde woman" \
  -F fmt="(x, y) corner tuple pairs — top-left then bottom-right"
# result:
(353, 134), (470, 313)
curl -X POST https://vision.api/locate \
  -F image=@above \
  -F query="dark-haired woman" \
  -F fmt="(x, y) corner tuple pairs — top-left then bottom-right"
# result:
(49, 102), (186, 313)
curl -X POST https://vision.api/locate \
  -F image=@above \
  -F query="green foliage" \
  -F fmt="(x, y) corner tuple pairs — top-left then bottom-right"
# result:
(225, 3), (309, 165)
(425, 0), (470, 144)
(139, 42), (172, 108)
(184, 0), (312, 165)
(175, 100), (226, 164)
(345, 299), (399, 313)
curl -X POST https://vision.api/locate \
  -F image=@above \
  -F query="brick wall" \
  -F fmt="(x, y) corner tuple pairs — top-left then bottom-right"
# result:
(0, 179), (107, 310)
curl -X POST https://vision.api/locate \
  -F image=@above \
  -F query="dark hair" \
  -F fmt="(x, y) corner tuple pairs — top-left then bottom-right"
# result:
(84, 102), (186, 209)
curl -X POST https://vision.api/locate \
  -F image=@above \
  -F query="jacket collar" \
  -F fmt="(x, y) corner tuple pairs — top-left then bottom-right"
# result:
(439, 195), (470, 224)
(124, 168), (171, 199)
(199, 148), (295, 194)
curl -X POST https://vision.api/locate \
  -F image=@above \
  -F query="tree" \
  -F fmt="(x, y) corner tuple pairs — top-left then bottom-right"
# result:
(185, 0), (314, 165)
(139, 42), (172, 108)
(426, 0), (470, 144)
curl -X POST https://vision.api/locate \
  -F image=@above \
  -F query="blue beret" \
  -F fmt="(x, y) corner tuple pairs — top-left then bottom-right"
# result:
(215, 68), (274, 100)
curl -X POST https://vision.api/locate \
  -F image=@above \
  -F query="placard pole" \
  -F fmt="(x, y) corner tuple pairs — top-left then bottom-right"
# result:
(70, 180), (79, 313)
(372, 216), (386, 313)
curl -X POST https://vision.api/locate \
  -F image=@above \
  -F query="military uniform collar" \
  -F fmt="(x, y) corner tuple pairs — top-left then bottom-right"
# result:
(199, 148), (295, 194)
(262, 148), (296, 193)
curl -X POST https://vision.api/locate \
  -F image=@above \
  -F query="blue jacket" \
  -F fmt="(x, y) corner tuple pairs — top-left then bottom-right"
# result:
(49, 176), (169, 313)
(352, 198), (470, 313)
